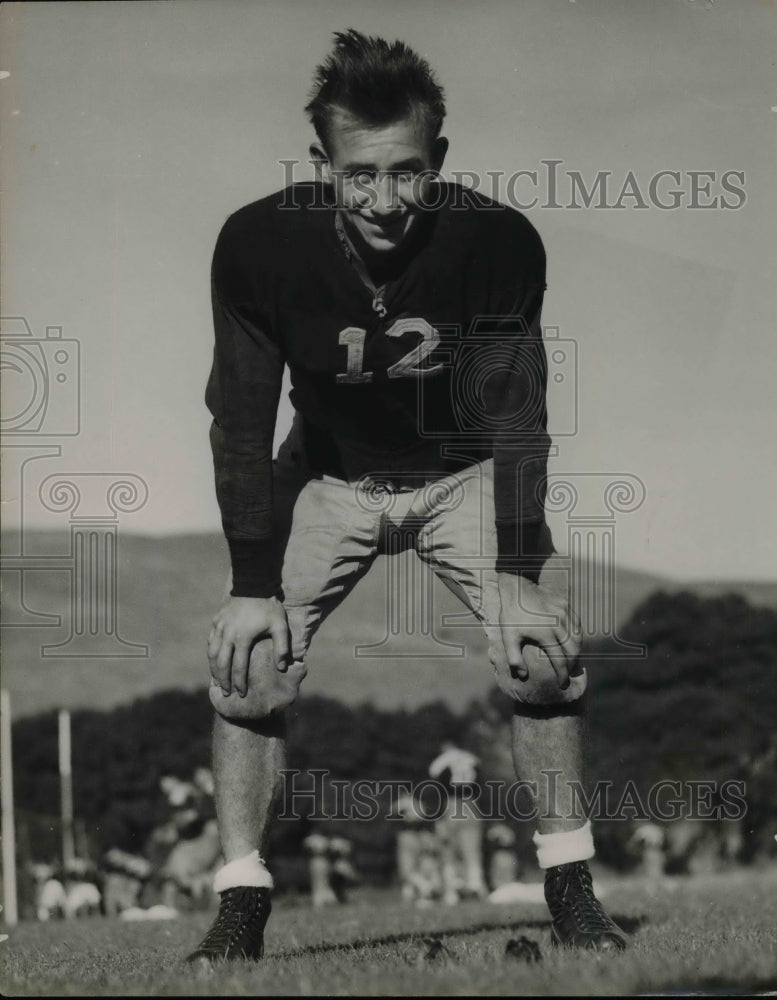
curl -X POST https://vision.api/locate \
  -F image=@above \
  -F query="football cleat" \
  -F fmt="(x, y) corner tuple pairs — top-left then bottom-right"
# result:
(544, 860), (628, 952)
(186, 886), (272, 965)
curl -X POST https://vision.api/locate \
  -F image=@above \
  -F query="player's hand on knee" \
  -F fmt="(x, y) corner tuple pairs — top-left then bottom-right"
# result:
(496, 573), (582, 691)
(207, 596), (291, 697)
(209, 637), (307, 720)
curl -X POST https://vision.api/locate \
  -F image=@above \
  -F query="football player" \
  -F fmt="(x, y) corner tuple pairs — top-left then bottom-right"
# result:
(188, 28), (627, 964)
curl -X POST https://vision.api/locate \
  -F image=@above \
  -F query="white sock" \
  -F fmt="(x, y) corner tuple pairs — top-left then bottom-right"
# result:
(533, 820), (595, 870)
(212, 850), (274, 893)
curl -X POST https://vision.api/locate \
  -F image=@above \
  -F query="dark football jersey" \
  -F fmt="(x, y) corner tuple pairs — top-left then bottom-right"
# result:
(206, 182), (551, 597)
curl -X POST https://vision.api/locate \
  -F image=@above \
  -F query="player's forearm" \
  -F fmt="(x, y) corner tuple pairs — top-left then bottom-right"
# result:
(492, 429), (552, 581)
(489, 336), (551, 578)
(489, 274), (551, 579)
(215, 459), (283, 598)
(208, 234), (285, 598)
(495, 520), (546, 575)
(209, 421), (282, 598)
(227, 539), (281, 599)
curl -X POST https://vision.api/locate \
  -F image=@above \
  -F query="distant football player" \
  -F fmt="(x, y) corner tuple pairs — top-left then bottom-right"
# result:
(189, 29), (627, 963)
(302, 832), (337, 908)
(428, 742), (488, 902)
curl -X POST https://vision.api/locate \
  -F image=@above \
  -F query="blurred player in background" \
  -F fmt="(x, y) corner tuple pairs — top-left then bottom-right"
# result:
(429, 743), (488, 903)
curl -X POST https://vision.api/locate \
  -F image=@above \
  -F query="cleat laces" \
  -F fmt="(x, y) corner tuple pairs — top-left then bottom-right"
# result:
(564, 866), (613, 931)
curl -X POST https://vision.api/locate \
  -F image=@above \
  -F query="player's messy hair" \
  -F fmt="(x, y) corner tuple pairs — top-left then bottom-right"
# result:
(305, 29), (446, 149)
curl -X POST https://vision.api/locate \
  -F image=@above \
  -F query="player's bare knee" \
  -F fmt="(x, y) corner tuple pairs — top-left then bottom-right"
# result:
(491, 642), (588, 707)
(209, 637), (307, 721)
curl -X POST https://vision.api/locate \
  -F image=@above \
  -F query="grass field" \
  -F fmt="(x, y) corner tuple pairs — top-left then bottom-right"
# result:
(2, 869), (777, 997)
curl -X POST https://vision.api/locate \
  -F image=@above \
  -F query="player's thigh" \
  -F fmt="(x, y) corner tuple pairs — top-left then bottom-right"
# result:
(281, 477), (380, 657)
(417, 458), (569, 615)
(213, 475), (379, 720)
(415, 461), (499, 618)
(281, 478), (379, 607)
(418, 463), (586, 704)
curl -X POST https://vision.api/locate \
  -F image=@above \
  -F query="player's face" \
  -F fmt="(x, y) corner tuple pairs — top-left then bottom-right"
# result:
(313, 111), (447, 256)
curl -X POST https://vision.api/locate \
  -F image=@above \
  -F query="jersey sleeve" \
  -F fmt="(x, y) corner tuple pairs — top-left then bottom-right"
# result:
(205, 213), (285, 598)
(484, 219), (553, 580)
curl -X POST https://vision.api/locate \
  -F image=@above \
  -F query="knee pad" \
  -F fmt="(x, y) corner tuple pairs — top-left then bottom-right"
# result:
(209, 637), (307, 720)
(490, 641), (587, 706)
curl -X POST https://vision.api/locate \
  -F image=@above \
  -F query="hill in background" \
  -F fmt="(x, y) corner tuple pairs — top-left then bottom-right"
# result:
(2, 530), (776, 719)
(11, 587), (777, 870)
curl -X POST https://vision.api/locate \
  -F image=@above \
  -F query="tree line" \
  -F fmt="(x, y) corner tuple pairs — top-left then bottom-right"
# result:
(11, 590), (777, 881)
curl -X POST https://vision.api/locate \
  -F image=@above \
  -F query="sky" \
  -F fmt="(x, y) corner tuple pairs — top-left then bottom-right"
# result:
(1, 0), (776, 582)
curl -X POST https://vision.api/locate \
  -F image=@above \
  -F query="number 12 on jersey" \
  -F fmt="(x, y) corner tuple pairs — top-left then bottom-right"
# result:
(336, 318), (443, 384)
